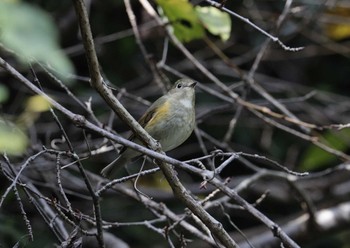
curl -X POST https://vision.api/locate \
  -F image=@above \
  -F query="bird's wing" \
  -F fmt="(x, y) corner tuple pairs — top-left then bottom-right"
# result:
(118, 95), (168, 153)
(138, 96), (168, 127)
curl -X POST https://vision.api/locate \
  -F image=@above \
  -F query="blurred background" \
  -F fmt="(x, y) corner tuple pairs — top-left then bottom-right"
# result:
(0, 0), (350, 247)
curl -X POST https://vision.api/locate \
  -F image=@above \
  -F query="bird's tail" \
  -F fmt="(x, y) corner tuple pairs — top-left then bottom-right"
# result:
(100, 156), (129, 179)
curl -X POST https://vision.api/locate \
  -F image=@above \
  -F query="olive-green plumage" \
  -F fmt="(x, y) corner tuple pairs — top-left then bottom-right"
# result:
(101, 78), (197, 178)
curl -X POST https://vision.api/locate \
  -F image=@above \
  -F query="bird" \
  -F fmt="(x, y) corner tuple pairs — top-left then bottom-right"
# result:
(101, 78), (197, 178)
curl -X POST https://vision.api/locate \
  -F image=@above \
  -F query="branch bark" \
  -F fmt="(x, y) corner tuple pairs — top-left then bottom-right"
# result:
(238, 201), (350, 247)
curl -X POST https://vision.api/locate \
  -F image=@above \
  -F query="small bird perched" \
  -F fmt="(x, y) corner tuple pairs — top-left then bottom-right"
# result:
(101, 78), (197, 178)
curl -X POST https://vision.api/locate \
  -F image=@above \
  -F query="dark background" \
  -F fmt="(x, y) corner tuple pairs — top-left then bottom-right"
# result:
(1, 0), (350, 247)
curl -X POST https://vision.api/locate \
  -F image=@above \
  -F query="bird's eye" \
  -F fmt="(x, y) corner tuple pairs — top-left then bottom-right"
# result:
(177, 83), (182, 89)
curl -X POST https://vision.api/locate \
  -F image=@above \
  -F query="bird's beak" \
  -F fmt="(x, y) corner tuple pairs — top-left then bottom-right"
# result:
(190, 82), (197, 88)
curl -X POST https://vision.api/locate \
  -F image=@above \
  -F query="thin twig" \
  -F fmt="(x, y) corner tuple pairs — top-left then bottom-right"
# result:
(124, 0), (166, 93)
(204, 0), (304, 52)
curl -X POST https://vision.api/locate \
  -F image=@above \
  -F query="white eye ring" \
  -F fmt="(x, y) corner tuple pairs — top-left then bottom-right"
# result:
(177, 83), (183, 88)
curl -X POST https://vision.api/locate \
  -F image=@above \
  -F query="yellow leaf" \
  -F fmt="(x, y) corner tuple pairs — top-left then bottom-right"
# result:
(26, 95), (51, 113)
(326, 24), (350, 40)
(325, 6), (350, 40)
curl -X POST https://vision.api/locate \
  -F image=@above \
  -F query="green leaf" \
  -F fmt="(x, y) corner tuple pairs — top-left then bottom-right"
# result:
(195, 6), (231, 41)
(0, 84), (9, 103)
(0, 2), (74, 79)
(300, 129), (350, 170)
(156, 0), (205, 42)
(0, 119), (28, 156)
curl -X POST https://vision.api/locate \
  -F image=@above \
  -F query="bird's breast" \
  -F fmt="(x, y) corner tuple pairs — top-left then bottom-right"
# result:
(145, 98), (195, 151)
